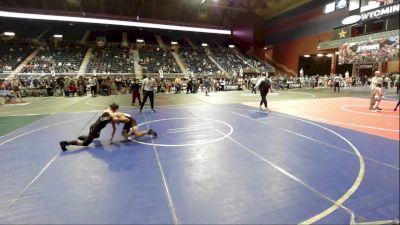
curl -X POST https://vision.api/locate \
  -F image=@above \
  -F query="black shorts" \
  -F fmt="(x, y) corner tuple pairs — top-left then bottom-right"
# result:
(122, 118), (138, 131)
(88, 125), (101, 139)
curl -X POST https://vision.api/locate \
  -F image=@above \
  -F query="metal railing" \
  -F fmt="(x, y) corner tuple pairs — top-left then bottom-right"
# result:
(1, 72), (229, 79)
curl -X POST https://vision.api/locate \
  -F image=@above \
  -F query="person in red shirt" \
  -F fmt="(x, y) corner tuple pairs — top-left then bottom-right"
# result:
(130, 79), (142, 106)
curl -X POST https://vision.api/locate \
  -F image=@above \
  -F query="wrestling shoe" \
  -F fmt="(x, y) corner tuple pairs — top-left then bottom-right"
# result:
(60, 141), (68, 151)
(148, 129), (157, 138)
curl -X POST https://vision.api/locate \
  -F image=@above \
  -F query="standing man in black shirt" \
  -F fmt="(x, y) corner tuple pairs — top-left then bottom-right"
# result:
(255, 72), (273, 111)
(333, 74), (341, 92)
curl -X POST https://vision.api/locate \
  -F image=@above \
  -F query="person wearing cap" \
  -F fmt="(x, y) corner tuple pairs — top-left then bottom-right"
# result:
(59, 103), (120, 151)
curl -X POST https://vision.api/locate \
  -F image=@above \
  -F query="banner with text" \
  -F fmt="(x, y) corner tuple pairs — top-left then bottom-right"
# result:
(338, 36), (399, 64)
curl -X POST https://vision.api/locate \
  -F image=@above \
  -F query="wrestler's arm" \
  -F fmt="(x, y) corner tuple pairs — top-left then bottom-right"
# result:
(110, 121), (116, 143)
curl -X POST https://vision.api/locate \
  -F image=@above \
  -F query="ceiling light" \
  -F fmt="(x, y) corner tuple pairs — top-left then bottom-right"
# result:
(3, 31), (15, 36)
(304, 54), (310, 57)
(137, 39), (144, 43)
(360, 1), (380, 12)
(0, 10), (231, 35)
(229, 45), (234, 48)
(324, 2), (335, 13)
(327, 54), (333, 57)
(54, 34), (63, 38)
(171, 41), (178, 45)
(201, 43), (208, 47)
(342, 15), (361, 25)
(317, 53), (323, 57)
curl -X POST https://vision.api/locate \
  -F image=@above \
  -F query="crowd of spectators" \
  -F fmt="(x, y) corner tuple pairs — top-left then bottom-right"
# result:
(211, 48), (249, 72)
(240, 72), (400, 91)
(4, 74), (136, 97)
(1, 39), (275, 78)
(21, 43), (86, 74)
(180, 47), (219, 74)
(86, 45), (135, 74)
(0, 42), (36, 73)
(2, 71), (399, 104)
(139, 46), (181, 73)
(240, 54), (274, 71)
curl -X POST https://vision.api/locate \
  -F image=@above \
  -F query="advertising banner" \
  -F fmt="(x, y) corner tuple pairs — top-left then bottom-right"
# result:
(338, 36), (399, 64)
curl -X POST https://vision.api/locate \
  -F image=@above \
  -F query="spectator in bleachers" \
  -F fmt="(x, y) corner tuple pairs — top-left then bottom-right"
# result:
(139, 46), (181, 73)
(21, 43), (86, 74)
(0, 42), (36, 73)
(86, 46), (135, 74)
(180, 47), (218, 74)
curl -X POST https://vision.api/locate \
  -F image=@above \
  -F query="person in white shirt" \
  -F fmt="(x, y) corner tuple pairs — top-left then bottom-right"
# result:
(333, 74), (341, 92)
(88, 75), (97, 97)
(250, 76), (258, 94)
(372, 83), (383, 112)
(369, 71), (383, 110)
(139, 74), (157, 113)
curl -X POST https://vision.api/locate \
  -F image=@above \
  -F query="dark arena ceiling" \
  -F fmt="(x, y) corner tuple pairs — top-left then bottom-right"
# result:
(0, 0), (311, 29)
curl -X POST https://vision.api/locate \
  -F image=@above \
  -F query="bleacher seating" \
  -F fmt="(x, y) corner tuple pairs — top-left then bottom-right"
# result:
(139, 45), (181, 73)
(21, 43), (87, 73)
(211, 48), (249, 72)
(0, 24), (275, 77)
(86, 45), (135, 74)
(0, 42), (36, 73)
(180, 47), (219, 74)
(240, 54), (274, 71)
